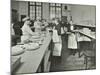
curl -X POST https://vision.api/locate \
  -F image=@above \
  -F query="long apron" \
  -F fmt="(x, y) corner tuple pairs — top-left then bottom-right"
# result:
(68, 33), (77, 49)
(52, 29), (62, 56)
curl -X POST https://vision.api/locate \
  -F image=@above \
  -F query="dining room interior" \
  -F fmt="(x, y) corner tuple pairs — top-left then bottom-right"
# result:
(11, 0), (96, 74)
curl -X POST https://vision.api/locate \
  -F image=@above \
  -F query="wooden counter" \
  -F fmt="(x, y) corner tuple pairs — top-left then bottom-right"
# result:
(12, 32), (52, 74)
(69, 30), (96, 40)
(79, 31), (96, 40)
(74, 24), (96, 28)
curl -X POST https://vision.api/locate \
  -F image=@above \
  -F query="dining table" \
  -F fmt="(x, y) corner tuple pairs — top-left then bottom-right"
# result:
(11, 32), (52, 74)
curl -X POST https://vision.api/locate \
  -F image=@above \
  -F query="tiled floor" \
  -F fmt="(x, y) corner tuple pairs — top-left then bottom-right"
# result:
(50, 39), (96, 72)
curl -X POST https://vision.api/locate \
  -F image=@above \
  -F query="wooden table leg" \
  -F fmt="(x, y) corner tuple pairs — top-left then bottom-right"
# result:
(85, 56), (88, 69)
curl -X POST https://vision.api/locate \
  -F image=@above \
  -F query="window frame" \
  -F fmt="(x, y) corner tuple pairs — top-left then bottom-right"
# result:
(49, 3), (62, 19)
(28, 2), (43, 20)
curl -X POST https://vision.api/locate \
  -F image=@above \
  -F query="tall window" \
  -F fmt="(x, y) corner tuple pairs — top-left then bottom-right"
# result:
(49, 3), (62, 19)
(29, 2), (42, 20)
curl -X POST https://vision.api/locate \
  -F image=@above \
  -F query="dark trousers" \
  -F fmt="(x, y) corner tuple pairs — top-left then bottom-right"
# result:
(61, 34), (68, 51)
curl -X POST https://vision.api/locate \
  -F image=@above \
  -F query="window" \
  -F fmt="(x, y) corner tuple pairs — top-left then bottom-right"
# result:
(29, 2), (42, 20)
(49, 3), (62, 19)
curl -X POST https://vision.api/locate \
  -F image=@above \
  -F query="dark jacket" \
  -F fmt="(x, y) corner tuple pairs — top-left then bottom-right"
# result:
(54, 24), (61, 35)
(13, 22), (22, 36)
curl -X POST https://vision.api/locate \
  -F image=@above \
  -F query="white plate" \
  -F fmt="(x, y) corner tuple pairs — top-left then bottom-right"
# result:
(11, 45), (25, 56)
(31, 36), (40, 39)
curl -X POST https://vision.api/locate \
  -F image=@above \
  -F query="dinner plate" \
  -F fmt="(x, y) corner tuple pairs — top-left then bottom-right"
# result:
(11, 45), (25, 56)
(29, 38), (41, 43)
(31, 36), (40, 39)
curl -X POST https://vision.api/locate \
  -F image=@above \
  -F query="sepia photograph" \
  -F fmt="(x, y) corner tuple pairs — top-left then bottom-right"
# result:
(11, 0), (96, 74)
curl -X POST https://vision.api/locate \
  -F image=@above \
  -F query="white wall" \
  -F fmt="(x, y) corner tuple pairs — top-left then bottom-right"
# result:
(11, 1), (28, 21)
(70, 5), (96, 25)
(62, 4), (71, 22)
(11, 1), (19, 11)
(18, 1), (28, 21)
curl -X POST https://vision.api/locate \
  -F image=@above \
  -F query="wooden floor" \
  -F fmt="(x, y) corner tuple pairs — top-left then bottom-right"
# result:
(50, 37), (96, 72)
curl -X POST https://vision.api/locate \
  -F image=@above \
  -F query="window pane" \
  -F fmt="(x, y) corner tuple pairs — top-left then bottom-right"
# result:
(30, 6), (32, 11)
(56, 7), (61, 18)
(50, 3), (55, 6)
(36, 2), (41, 5)
(49, 3), (62, 19)
(30, 6), (35, 18)
(36, 6), (41, 18)
(56, 8), (61, 14)
(50, 7), (55, 19)
(30, 2), (35, 5)
(56, 3), (61, 6)
(29, 2), (42, 19)
(32, 7), (35, 13)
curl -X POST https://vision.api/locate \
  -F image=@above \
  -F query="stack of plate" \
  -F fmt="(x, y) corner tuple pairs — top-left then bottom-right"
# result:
(31, 35), (40, 39)
(11, 45), (25, 56)
(32, 32), (40, 36)
(23, 43), (40, 51)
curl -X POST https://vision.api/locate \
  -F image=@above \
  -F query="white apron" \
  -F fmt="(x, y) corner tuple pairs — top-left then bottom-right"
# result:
(61, 27), (65, 34)
(68, 33), (77, 49)
(52, 29), (62, 56)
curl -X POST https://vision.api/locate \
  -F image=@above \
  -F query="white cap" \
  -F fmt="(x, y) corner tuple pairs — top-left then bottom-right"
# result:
(22, 17), (30, 22)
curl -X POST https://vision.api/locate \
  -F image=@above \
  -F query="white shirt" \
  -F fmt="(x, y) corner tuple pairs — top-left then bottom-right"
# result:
(21, 23), (34, 36)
